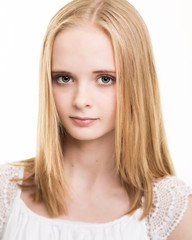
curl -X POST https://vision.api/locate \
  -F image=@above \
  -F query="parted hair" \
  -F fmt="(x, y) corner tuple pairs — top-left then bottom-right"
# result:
(10, 0), (175, 220)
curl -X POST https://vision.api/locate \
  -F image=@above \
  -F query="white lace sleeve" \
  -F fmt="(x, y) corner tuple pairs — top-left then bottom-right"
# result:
(0, 164), (23, 237)
(146, 176), (192, 240)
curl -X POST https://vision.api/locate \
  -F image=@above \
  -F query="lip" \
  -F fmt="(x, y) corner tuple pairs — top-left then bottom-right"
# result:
(70, 117), (98, 126)
(70, 116), (98, 120)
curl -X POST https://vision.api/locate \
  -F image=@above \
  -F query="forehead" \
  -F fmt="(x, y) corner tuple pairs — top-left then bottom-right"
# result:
(51, 25), (115, 72)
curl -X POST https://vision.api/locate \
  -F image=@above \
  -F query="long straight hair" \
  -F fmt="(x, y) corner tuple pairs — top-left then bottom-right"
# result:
(11, 0), (175, 220)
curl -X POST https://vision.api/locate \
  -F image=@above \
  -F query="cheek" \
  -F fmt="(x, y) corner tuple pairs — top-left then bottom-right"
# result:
(100, 89), (117, 117)
(111, 90), (117, 121)
(110, 88), (117, 111)
(112, 97), (117, 119)
(53, 88), (69, 113)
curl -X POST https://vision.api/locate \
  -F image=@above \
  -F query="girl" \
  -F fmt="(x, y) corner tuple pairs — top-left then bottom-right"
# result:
(0, 0), (192, 239)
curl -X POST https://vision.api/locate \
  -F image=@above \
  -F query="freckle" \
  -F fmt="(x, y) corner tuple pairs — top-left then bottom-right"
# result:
(72, 164), (74, 167)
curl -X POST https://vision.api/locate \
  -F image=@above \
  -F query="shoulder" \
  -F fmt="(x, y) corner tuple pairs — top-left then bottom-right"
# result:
(0, 163), (24, 235)
(0, 162), (23, 178)
(0, 162), (24, 198)
(153, 176), (192, 204)
(146, 176), (192, 240)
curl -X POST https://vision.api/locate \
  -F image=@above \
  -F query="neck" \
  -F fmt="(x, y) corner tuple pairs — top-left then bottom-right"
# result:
(62, 130), (121, 194)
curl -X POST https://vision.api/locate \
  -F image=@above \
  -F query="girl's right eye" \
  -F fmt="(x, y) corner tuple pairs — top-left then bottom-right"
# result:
(56, 75), (72, 84)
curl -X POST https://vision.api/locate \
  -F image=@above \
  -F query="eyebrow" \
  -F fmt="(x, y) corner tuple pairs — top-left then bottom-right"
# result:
(51, 70), (116, 75)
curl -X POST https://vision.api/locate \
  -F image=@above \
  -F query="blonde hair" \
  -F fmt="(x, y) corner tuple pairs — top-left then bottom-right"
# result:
(10, 0), (175, 220)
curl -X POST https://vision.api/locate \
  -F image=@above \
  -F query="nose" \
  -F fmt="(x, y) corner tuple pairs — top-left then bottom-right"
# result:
(72, 81), (92, 109)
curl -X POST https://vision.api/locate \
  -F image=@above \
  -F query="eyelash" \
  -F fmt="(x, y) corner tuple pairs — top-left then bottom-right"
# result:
(52, 74), (116, 86)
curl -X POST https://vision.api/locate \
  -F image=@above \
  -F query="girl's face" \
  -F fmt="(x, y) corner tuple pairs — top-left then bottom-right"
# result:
(51, 24), (116, 141)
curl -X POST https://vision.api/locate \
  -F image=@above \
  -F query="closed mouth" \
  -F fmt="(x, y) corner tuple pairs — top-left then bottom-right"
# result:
(70, 117), (98, 120)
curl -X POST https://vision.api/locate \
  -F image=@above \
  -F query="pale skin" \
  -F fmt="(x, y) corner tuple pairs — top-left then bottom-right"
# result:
(51, 24), (120, 195)
(21, 24), (192, 238)
(21, 24), (130, 222)
(51, 24), (130, 221)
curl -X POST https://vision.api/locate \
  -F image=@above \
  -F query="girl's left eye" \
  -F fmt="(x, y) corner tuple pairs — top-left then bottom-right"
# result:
(97, 75), (115, 85)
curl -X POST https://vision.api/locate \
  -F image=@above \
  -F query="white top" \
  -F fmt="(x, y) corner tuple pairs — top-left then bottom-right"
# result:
(0, 164), (192, 240)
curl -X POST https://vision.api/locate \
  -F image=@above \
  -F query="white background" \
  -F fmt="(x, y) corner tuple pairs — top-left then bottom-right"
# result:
(0, 0), (191, 186)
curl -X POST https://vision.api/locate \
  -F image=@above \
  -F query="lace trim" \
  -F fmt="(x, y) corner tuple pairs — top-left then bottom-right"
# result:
(146, 176), (192, 240)
(1, 164), (192, 240)
(0, 164), (23, 237)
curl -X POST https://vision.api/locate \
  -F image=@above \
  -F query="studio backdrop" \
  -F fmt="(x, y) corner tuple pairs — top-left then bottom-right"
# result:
(0, 0), (191, 185)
